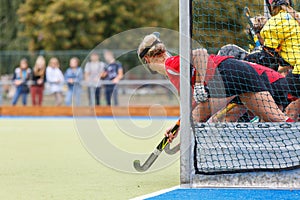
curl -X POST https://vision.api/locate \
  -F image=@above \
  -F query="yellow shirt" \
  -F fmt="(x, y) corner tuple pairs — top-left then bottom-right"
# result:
(260, 10), (300, 74)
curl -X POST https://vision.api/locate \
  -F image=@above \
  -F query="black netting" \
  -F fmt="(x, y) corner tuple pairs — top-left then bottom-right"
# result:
(194, 123), (300, 174)
(190, 0), (300, 174)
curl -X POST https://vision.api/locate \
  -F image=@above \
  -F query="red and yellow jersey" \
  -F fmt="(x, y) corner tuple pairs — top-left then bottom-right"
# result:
(260, 10), (300, 74)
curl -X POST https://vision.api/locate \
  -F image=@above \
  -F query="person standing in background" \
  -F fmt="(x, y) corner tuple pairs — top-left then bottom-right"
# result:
(0, 80), (2, 105)
(46, 57), (64, 106)
(84, 52), (106, 106)
(101, 50), (123, 106)
(64, 57), (83, 106)
(12, 58), (32, 106)
(31, 55), (46, 106)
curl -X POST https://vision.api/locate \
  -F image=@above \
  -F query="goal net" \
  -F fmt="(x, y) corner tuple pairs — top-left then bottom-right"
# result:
(179, 0), (300, 187)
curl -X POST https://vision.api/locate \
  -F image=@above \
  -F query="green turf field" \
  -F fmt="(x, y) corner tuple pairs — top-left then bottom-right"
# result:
(0, 118), (179, 200)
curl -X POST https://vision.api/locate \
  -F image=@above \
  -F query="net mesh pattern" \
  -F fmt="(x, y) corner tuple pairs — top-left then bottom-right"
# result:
(190, 0), (300, 174)
(194, 123), (300, 174)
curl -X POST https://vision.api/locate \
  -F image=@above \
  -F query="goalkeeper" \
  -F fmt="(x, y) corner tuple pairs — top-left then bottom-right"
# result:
(137, 33), (294, 126)
(244, 0), (300, 72)
(245, 0), (300, 121)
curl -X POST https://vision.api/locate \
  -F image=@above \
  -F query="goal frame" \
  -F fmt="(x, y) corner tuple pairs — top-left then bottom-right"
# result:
(179, 0), (300, 188)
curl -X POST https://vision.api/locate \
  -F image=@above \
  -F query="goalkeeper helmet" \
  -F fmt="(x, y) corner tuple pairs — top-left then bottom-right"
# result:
(266, 0), (293, 15)
(266, 0), (293, 8)
(271, 0), (292, 6)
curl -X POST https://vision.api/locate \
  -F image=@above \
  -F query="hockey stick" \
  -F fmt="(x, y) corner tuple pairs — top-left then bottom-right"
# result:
(244, 7), (255, 40)
(243, 7), (261, 48)
(213, 102), (238, 121)
(165, 102), (238, 154)
(164, 143), (180, 155)
(133, 119), (180, 172)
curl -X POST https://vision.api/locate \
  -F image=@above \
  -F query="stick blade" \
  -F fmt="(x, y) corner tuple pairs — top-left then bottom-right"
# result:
(244, 7), (250, 17)
(133, 160), (147, 172)
(164, 143), (180, 155)
(133, 152), (160, 172)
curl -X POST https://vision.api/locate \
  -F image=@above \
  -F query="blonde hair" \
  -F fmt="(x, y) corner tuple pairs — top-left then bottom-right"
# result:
(34, 55), (46, 76)
(48, 57), (60, 68)
(19, 58), (29, 79)
(69, 57), (80, 67)
(137, 33), (167, 58)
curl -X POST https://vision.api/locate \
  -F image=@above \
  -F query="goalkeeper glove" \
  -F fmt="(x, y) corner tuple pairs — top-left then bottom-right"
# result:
(193, 83), (208, 103)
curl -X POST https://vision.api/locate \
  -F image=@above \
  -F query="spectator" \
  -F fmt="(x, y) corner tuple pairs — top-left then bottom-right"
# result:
(64, 57), (83, 106)
(101, 50), (123, 106)
(84, 52), (106, 106)
(12, 58), (32, 106)
(0, 80), (3, 106)
(46, 57), (64, 106)
(0, 80), (2, 105)
(31, 55), (46, 106)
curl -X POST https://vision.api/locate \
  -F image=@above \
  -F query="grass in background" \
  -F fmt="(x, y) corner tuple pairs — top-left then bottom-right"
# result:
(0, 118), (179, 200)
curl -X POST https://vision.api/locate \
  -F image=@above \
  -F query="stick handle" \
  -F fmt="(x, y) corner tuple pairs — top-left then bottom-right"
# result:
(244, 7), (262, 47)
(140, 150), (161, 170)
(214, 103), (237, 120)
(157, 119), (180, 151)
(133, 119), (181, 172)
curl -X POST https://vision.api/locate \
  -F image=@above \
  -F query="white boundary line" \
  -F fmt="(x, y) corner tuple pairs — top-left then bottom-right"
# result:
(130, 185), (180, 200)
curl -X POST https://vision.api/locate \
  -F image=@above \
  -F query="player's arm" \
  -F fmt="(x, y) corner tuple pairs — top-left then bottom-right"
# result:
(193, 48), (208, 85)
(192, 48), (209, 103)
(166, 50), (210, 142)
(112, 67), (123, 84)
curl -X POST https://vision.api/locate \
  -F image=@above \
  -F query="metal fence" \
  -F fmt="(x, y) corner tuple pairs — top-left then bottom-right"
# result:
(0, 79), (179, 106)
(0, 49), (141, 75)
(0, 50), (89, 74)
(0, 50), (180, 106)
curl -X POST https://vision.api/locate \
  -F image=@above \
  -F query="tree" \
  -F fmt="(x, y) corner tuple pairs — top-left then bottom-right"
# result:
(18, 0), (101, 50)
(192, 0), (264, 53)
(0, 0), (27, 50)
(17, 0), (178, 51)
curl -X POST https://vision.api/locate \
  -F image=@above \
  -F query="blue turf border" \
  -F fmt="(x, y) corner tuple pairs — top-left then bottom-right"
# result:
(144, 188), (300, 200)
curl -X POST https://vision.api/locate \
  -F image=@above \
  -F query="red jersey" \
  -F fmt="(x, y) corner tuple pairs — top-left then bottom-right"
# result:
(205, 55), (231, 83)
(165, 55), (284, 92)
(241, 61), (284, 83)
(165, 55), (196, 92)
(165, 55), (232, 92)
(205, 55), (284, 83)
